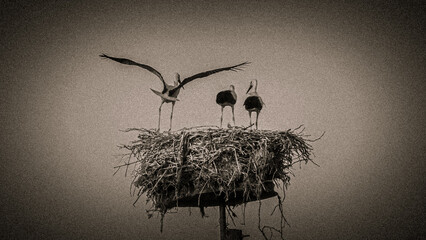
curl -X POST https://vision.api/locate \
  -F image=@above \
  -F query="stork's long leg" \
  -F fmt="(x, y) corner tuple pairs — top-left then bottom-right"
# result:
(169, 102), (175, 131)
(220, 106), (224, 128)
(231, 105), (235, 126)
(249, 111), (252, 129)
(158, 101), (164, 131)
(255, 111), (259, 130)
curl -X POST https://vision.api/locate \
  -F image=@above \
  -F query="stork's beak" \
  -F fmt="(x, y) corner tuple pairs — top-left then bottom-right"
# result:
(246, 82), (253, 94)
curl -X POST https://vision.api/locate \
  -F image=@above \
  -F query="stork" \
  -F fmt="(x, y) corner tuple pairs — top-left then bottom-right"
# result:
(216, 85), (237, 127)
(100, 54), (249, 131)
(243, 79), (264, 130)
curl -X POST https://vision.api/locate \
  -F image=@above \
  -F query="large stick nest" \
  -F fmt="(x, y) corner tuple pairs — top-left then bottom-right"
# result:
(117, 126), (319, 213)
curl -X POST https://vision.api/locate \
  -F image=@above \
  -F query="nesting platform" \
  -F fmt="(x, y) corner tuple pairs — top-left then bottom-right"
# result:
(118, 126), (315, 213)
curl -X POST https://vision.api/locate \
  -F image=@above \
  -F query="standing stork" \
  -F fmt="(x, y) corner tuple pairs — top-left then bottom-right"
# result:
(216, 85), (237, 127)
(100, 54), (249, 131)
(243, 79), (264, 130)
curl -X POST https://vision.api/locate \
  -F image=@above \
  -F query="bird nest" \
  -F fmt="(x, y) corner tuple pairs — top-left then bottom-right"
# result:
(117, 126), (320, 214)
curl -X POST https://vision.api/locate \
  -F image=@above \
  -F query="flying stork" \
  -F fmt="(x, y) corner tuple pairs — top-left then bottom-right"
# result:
(100, 54), (249, 131)
(243, 79), (264, 130)
(216, 85), (237, 127)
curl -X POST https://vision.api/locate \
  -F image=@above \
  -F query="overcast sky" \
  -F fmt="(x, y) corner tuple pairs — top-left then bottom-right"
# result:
(1, 0), (425, 239)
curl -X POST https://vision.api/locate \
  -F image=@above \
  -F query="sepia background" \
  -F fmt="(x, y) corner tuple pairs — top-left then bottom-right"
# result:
(1, 0), (425, 239)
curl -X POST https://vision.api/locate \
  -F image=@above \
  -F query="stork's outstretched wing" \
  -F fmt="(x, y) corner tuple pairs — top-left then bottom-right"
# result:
(170, 62), (250, 94)
(100, 54), (166, 90)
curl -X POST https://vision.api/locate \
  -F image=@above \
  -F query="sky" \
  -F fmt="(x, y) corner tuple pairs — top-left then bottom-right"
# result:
(1, 0), (425, 239)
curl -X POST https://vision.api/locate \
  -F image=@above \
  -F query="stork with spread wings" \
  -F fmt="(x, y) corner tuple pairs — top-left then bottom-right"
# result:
(100, 54), (249, 131)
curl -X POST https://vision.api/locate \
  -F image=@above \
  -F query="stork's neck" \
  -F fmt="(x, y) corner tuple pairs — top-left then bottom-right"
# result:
(174, 73), (181, 87)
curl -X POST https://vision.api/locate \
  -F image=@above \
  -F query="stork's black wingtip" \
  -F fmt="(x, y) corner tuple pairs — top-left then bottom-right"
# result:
(235, 61), (250, 70)
(237, 61), (250, 67)
(99, 53), (108, 58)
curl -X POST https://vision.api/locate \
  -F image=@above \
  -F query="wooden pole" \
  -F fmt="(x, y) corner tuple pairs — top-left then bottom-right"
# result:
(219, 204), (226, 240)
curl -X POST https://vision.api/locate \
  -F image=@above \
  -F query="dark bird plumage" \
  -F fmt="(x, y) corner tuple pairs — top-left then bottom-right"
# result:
(216, 85), (237, 127)
(243, 79), (264, 129)
(100, 53), (249, 131)
(244, 96), (263, 112)
(216, 90), (237, 105)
